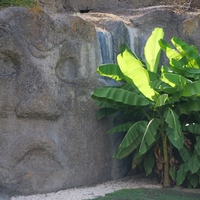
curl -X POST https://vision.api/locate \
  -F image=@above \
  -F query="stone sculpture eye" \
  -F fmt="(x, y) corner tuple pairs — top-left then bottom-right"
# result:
(56, 57), (78, 83)
(0, 51), (20, 77)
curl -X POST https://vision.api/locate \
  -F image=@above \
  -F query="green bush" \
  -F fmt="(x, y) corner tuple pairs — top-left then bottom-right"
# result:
(0, 0), (37, 8)
(92, 27), (200, 188)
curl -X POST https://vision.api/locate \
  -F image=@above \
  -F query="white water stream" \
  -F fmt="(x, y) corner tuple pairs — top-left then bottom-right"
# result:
(97, 26), (140, 65)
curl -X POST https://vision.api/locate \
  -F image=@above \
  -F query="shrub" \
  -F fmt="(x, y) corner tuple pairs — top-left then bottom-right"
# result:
(0, 0), (37, 8)
(92, 27), (200, 188)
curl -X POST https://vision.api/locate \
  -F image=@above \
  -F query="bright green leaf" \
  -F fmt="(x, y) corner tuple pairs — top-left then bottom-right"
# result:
(97, 64), (125, 81)
(172, 37), (200, 69)
(161, 73), (188, 90)
(117, 48), (157, 101)
(144, 27), (164, 73)
(159, 39), (183, 65)
(92, 87), (151, 106)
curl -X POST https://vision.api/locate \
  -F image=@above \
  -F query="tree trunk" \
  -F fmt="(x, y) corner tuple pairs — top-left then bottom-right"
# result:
(162, 133), (171, 187)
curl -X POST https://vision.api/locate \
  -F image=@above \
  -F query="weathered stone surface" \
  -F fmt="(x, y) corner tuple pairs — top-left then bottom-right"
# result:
(38, 0), (200, 13)
(1, 2), (200, 196)
(0, 7), (130, 195)
(83, 5), (200, 61)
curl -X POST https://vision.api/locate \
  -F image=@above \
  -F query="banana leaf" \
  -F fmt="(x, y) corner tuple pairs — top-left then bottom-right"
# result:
(117, 47), (157, 101)
(181, 81), (200, 97)
(150, 80), (178, 94)
(176, 164), (187, 186)
(96, 107), (117, 120)
(139, 118), (160, 155)
(159, 39), (183, 65)
(189, 174), (199, 188)
(144, 150), (155, 175)
(165, 108), (183, 148)
(166, 127), (184, 150)
(179, 147), (191, 162)
(132, 151), (145, 169)
(107, 122), (134, 134)
(194, 136), (200, 155)
(97, 64), (125, 81)
(187, 154), (200, 174)
(144, 27), (164, 73)
(92, 87), (151, 106)
(176, 100), (200, 115)
(172, 37), (200, 69)
(114, 121), (147, 159)
(161, 73), (188, 91)
(154, 94), (168, 108)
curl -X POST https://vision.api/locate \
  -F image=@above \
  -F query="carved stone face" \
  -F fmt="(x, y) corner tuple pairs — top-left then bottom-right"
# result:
(0, 8), (113, 194)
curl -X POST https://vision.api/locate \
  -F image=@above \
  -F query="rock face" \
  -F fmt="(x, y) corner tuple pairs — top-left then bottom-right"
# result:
(0, 7), (130, 195)
(38, 0), (200, 13)
(1, 3), (200, 196)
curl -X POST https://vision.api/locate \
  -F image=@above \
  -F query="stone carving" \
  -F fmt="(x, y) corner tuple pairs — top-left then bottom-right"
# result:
(0, 7), (130, 195)
(1, 2), (200, 196)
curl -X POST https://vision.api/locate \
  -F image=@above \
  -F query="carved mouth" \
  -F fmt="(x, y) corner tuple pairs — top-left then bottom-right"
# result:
(12, 138), (63, 172)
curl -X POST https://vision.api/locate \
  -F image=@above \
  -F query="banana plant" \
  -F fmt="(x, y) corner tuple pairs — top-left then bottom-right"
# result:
(92, 27), (200, 188)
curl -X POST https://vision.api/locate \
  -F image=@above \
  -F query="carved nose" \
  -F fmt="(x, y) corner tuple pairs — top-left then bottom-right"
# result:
(15, 94), (61, 120)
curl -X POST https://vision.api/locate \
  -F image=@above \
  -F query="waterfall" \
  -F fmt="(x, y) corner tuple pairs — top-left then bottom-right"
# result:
(97, 29), (114, 64)
(126, 25), (139, 55)
(97, 25), (140, 66)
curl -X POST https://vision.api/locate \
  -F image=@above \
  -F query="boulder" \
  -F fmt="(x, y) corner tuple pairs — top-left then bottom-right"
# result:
(38, 0), (200, 13)
(0, 7), (130, 195)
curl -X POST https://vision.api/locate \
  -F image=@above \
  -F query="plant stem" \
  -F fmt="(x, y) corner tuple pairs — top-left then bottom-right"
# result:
(162, 132), (170, 187)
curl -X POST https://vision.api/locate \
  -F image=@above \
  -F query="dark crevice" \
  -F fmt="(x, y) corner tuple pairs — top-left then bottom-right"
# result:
(79, 7), (91, 13)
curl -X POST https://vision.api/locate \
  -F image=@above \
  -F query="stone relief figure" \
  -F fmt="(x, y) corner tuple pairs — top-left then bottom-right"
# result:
(0, 7), (129, 195)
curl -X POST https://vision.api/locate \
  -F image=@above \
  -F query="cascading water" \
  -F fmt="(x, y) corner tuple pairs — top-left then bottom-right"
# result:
(96, 25), (140, 86)
(126, 25), (139, 54)
(97, 25), (140, 66)
(97, 29), (114, 64)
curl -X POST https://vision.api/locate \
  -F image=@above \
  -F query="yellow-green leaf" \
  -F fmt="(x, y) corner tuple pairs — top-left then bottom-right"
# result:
(117, 48), (157, 101)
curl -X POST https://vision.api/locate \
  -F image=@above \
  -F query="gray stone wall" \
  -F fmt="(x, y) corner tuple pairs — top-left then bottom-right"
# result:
(1, 1), (200, 195)
(0, 7), (130, 195)
(38, 0), (200, 13)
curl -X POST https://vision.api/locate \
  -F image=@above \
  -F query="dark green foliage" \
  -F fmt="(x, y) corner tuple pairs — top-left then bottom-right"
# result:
(0, 0), (37, 8)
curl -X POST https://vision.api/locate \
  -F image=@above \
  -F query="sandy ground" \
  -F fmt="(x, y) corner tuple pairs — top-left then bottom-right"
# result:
(11, 176), (161, 200)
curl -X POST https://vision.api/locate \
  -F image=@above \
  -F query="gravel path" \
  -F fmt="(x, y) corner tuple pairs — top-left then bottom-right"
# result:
(11, 176), (161, 200)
